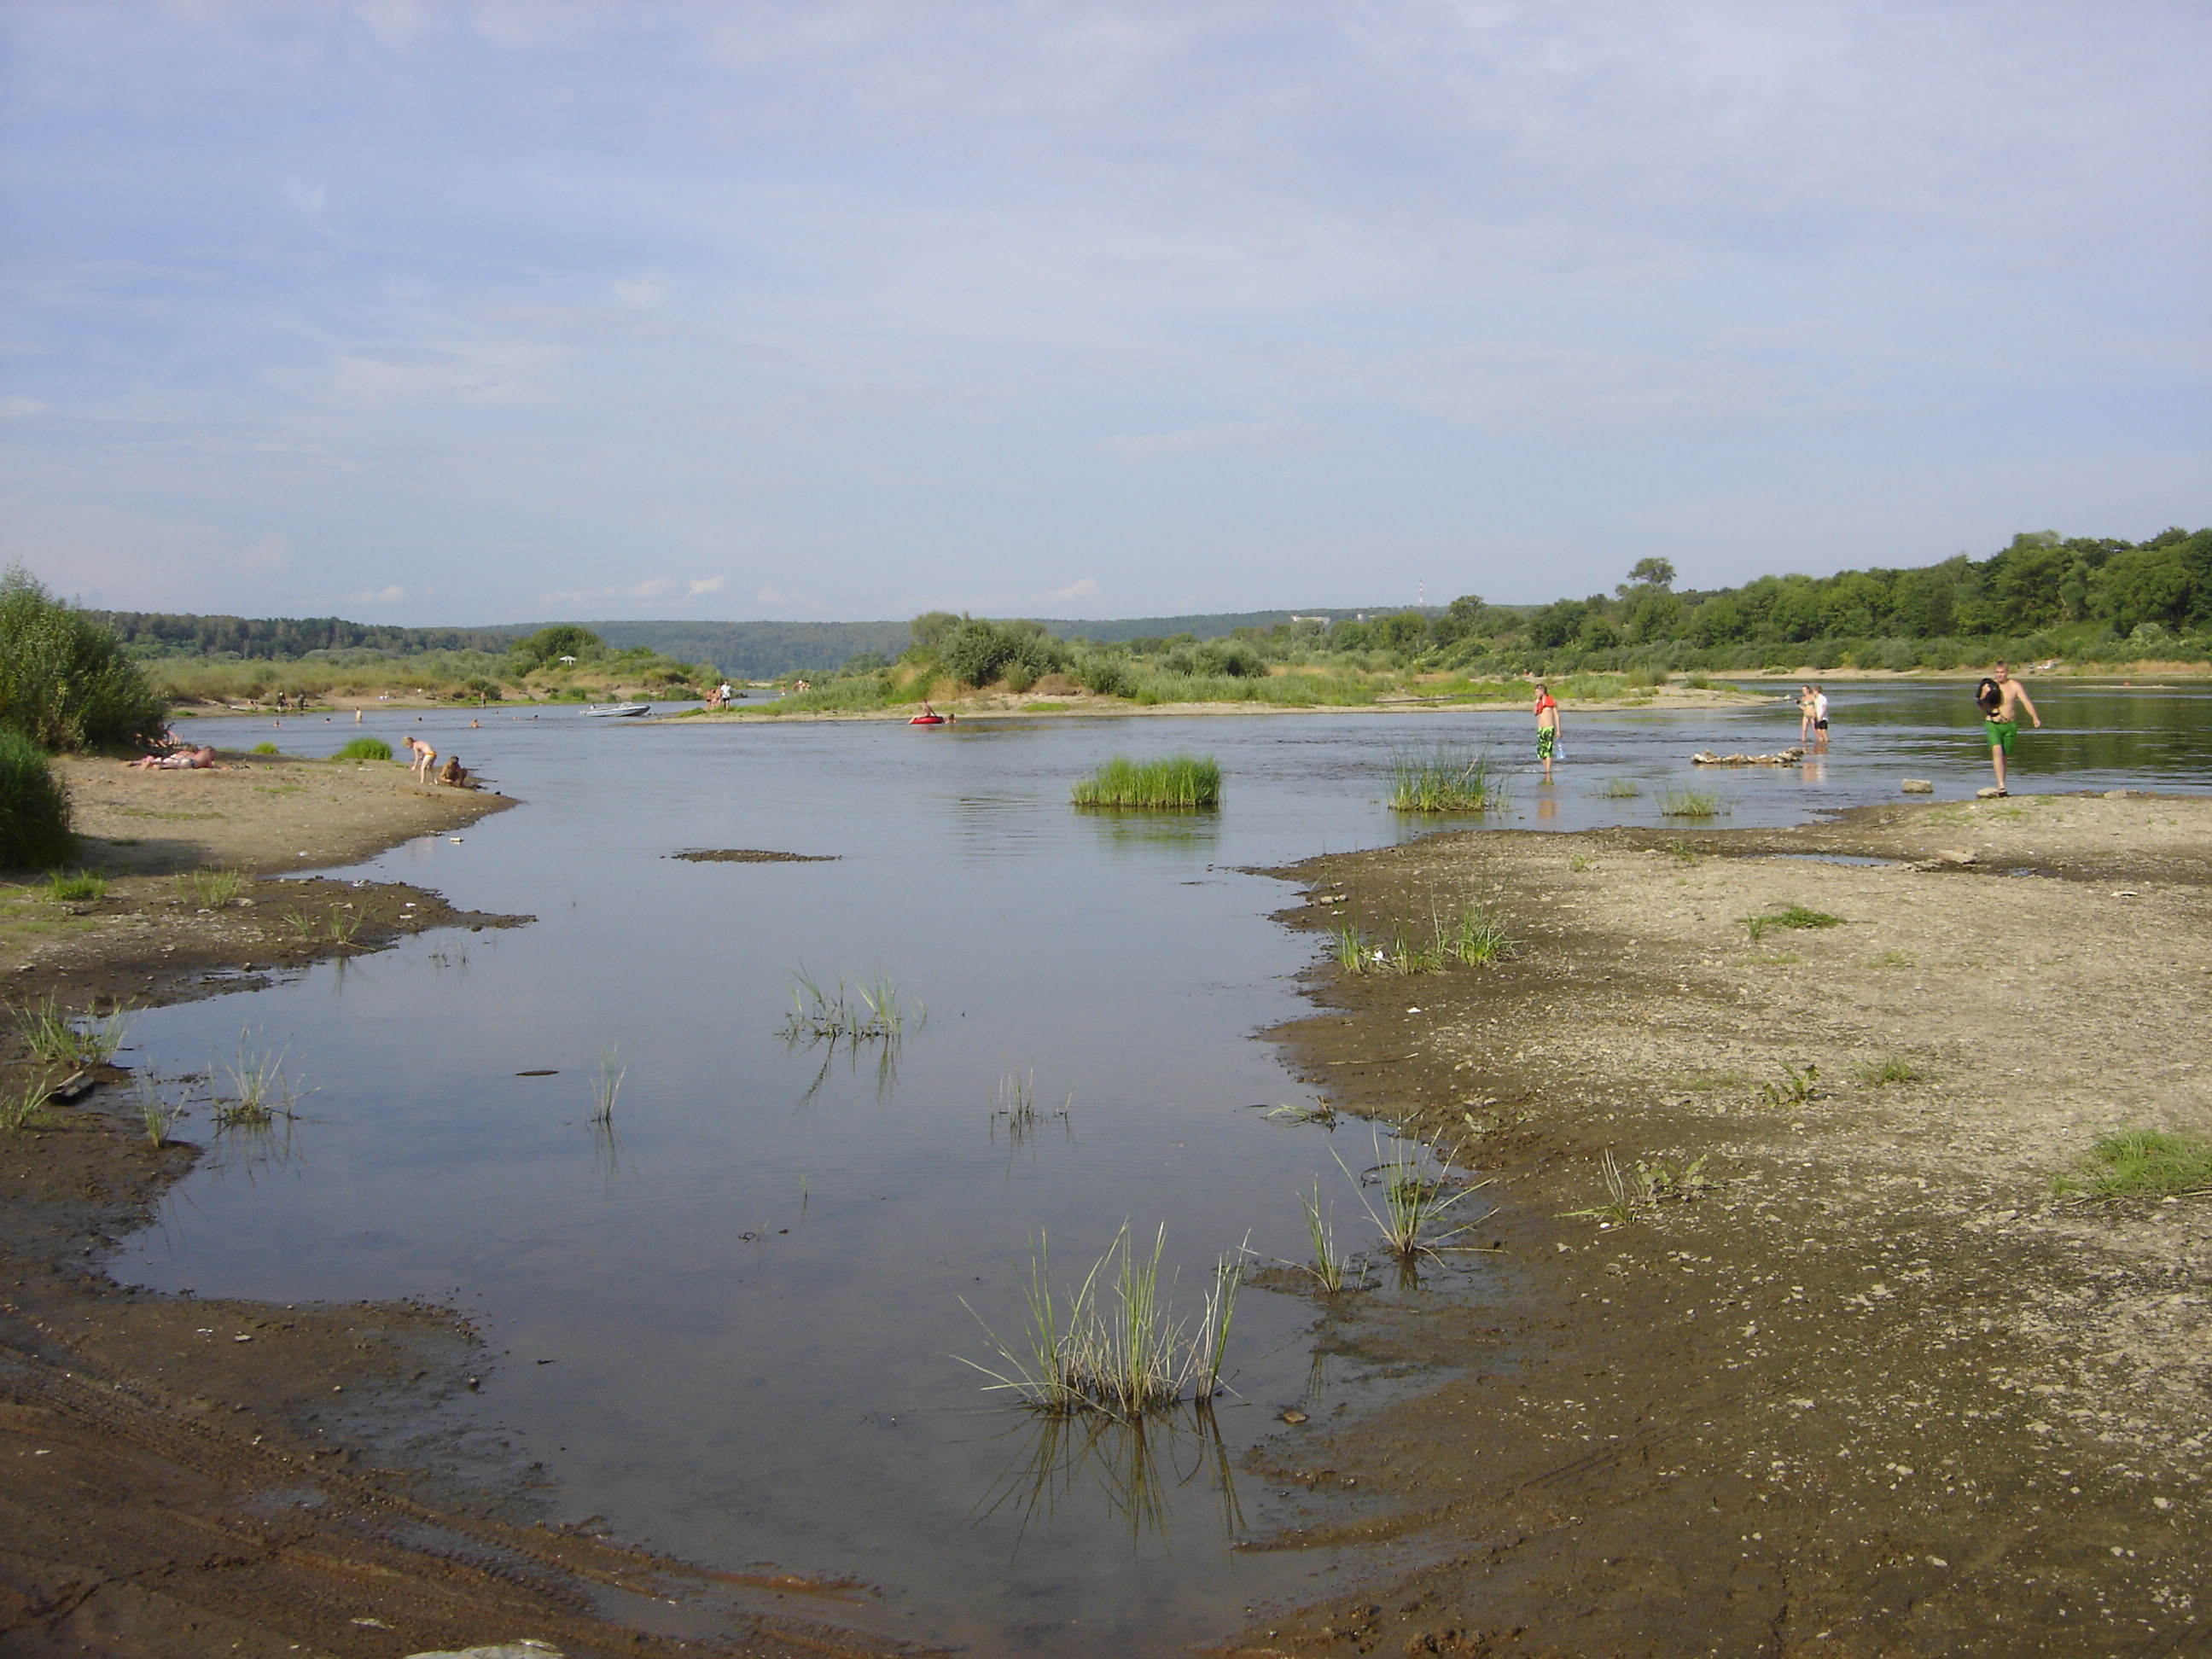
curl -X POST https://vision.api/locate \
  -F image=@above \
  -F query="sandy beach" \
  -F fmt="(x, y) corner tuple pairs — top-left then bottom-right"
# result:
(1226, 793), (2211, 1656)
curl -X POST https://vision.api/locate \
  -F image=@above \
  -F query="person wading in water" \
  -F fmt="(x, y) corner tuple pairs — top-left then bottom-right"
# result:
(1975, 661), (2042, 795)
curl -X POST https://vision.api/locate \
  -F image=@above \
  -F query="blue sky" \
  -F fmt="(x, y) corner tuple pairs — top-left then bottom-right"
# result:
(3, 2), (2207, 625)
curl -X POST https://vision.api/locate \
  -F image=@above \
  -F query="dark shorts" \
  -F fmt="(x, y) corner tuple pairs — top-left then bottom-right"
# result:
(1985, 719), (2017, 754)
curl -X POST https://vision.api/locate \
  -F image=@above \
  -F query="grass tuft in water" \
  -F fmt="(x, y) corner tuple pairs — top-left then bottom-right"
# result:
(1658, 787), (1730, 819)
(781, 966), (918, 1042)
(1334, 1132), (1481, 1262)
(134, 1074), (185, 1147)
(215, 1030), (305, 1126)
(176, 867), (246, 908)
(1071, 754), (1220, 810)
(992, 1070), (1071, 1144)
(1595, 777), (1641, 799)
(1742, 904), (1843, 941)
(11, 995), (133, 1068)
(1300, 1185), (1354, 1292)
(1388, 743), (1508, 813)
(2052, 1129), (2212, 1201)
(591, 1043), (626, 1123)
(961, 1224), (1243, 1421)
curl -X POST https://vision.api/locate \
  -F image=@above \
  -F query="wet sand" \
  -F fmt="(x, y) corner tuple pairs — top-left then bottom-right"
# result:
(2, 756), (904, 1658)
(1224, 793), (2211, 1656)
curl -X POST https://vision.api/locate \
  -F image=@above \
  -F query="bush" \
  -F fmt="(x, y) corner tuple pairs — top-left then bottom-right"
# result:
(1075, 655), (1134, 698)
(252, 742), (279, 754)
(937, 619), (1069, 688)
(335, 736), (393, 761)
(0, 565), (168, 751)
(0, 729), (75, 869)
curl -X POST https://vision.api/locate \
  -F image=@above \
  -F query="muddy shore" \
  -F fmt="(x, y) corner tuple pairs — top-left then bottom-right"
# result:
(1, 756), (907, 1659)
(1221, 793), (2210, 1657)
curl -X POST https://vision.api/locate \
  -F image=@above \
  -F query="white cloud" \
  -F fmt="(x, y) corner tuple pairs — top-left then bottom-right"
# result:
(345, 585), (410, 605)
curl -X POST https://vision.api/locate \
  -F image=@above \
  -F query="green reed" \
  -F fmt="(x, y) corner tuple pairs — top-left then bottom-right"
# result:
(1071, 754), (1221, 810)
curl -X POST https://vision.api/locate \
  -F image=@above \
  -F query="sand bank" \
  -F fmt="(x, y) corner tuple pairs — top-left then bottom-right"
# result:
(1227, 793), (2210, 1656)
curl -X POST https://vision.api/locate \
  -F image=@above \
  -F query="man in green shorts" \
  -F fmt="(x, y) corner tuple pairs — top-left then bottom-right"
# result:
(1976, 661), (2042, 795)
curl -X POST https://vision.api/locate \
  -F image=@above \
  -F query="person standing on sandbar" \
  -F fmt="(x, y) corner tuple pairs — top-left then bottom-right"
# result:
(1975, 661), (2041, 795)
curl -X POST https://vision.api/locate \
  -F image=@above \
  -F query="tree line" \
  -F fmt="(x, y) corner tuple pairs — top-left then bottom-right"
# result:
(1293, 528), (2210, 672)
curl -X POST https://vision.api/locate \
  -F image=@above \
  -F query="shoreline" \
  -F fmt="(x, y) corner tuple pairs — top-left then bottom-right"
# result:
(0, 757), (895, 1656)
(1225, 794), (2209, 1656)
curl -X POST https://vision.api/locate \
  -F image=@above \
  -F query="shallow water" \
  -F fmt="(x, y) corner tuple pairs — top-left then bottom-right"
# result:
(115, 684), (2208, 1655)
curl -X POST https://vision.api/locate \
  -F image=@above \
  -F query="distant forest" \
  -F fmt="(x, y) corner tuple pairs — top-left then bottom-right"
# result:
(84, 527), (2209, 678)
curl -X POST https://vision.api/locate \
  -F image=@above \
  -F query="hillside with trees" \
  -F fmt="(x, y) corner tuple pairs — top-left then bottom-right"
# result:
(60, 526), (2212, 689)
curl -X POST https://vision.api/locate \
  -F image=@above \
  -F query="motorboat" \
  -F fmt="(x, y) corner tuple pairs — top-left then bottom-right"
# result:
(582, 702), (652, 719)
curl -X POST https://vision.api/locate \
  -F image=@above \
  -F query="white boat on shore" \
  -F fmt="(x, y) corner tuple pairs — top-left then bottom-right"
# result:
(581, 702), (651, 719)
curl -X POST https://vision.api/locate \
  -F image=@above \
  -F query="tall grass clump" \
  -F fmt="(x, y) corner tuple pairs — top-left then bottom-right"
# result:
(176, 867), (247, 908)
(1336, 901), (1512, 975)
(1071, 754), (1220, 810)
(48, 870), (107, 902)
(334, 736), (393, 761)
(0, 565), (168, 752)
(1301, 1185), (1353, 1292)
(11, 994), (133, 1068)
(0, 730), (76, 870)
(1658, 787), (1730, 819)
(2053, 1129), (2212, 1200)
(1388, 742), (1507, 813)
(1, 1074), (52, 1133)
(1741, 903), (1842, 941)
(591, 1043), (626, 1123)
(1334, 1132), (1482, 1262)
(781, 966), (917, 1041)
(962, 1224), (1242, 1420)
(215, 1030), (305, 1126)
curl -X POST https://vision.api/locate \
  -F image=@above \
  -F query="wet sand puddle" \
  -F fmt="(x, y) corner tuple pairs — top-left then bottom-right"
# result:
(113, 686), (2208, 1655)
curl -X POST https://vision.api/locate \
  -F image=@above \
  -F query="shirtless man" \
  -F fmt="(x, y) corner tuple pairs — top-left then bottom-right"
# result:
(1533, 683), (1560, 780)
(405, 734), (438, 783)
(1976, 661), (2041, 795)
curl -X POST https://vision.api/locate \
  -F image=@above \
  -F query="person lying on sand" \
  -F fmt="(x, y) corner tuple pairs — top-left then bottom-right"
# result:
(127, 744), (220, 770)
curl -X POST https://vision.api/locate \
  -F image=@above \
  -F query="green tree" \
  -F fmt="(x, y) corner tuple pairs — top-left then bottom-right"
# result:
(511, 625), (606, 668)
(910, 611), (962, 649)
(1622, 556), (1677, 591)
(1370, 611), (1429, 653)
(0, 566), (168, 751)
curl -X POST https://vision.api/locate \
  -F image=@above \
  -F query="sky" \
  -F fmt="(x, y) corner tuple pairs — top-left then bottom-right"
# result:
(2, 2), (2208, 626)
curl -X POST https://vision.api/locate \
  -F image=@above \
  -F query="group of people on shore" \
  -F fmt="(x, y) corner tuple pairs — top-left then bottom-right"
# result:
(1524, 664), (2043, 793)
(403, 734), (474, 789)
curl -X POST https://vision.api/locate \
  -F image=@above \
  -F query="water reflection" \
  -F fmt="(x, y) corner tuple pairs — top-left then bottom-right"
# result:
(973, 1404), (1247, 1548)
(1083, 812), (1223, 853)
